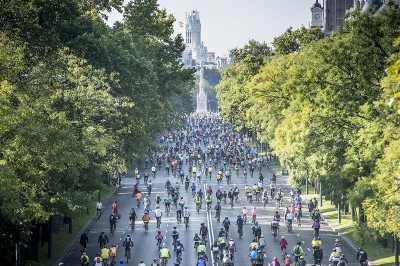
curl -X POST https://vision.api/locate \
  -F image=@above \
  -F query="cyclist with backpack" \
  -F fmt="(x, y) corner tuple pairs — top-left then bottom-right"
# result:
(93, 253), (102, 266)
(80, 252), (89, 266)
(98, 232), (109, 249)
(293, 242), (305, 264)
(357, 247), (368, 265)
(122, 234), (134, 260)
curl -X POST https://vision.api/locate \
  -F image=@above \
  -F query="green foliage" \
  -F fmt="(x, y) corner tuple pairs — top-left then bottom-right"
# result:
(217, 5), (400, 237)
(0, 0), (194, 263)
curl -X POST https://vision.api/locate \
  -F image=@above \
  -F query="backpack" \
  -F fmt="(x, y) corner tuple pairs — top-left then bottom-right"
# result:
(96, 257), (101, 263)
(81, 255), (88, 263)
(294, 246), (300, 255)
(359, 251), (367, 260)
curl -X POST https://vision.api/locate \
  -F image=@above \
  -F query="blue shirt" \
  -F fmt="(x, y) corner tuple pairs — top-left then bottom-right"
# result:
(236, 217), (244, 225)
(250, 250), (258, 260)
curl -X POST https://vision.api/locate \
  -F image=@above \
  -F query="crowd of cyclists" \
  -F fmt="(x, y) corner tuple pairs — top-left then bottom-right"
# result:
(76, 114), (368, 266)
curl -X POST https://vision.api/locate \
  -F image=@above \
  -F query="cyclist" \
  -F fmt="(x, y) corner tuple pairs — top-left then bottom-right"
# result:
(211, 239), (219, 259)
(193, 233), (201, 249)
(80, 252), (89, 266)
(222, 217), (231, 237)
(151, 165), (157, 178)
(185, 176), (190, 190)
(96, 201), (102, 217)
(110, 212), (117, 232)
(258, 234), (266, 251)
(249, 239), (259, 251)
(165, 179), (172, 192)
(142, 211), (150, 228)
(147, 180), (153, 194)
(206, 186), (213, 195)
(151, 258), (160, 266)
(176, 203), (183, 222)
(94, 253), (103, 266)
(357, 247), (368, 265)
(100, 245), (110, 265)
(98, 232), (109, 249)
(112, 201), (120, 216)
(195, 195), (202, 212)
(155, 194), (162, 205)
(129, 208), (137, 227)
(191, 183), (197, 195)
(284, 255), (293, 266)
(206, 194), (213, 210)
(217, 235), (226, 256)
(293, 241), (305, 264)
(214, 201), (222, 222)
(183, 206), (190, 226)
(164, 194), (172, 215)
(79, 231), (89, 251)
(175, 239), (185, 259)
(236, 215), (244, 235)
(280, 236), (288, 251)
(286, 210), (293, 229)
(171, 226), (180, 249)
(155, 230), (164, 246)
(252, 207), (257, 223)
(269, 257), (281, 266)
(249, 246), (258, 264)
(252, 221), (262, 241)
(200, 223), (208, 243)
(160, 244), (171, 262)
(197, 242), (208, 260)
(136, 191), (143, 206)
(144, 169), (149, 182)
(109, 244), (117, 264)
(143, 195), (151, 207)
(218, 227), (226, 238)
(273, 210), (281, 222)
(197, 189), (204, 200)
(227, 237), (236, 253)
(241, 206), (248, 223)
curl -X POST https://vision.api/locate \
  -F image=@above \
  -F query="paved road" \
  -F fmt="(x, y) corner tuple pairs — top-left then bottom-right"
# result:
(61, 155), (360, 266)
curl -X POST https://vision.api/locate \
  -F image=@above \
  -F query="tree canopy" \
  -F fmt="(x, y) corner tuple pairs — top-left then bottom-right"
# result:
(0, 0), (194, 263)
(216, 4), (400, 237)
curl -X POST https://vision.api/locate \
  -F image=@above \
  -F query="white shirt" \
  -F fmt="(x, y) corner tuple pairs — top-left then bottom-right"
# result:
(183, 209), (190, 217)
(155, 209), (162, 218)
(96, 202), (102, 210)
(94, 257), (103, 266)
(152, 166), (156, 172)
(286, 213), (293, 220)
(259, 238), (266, 247)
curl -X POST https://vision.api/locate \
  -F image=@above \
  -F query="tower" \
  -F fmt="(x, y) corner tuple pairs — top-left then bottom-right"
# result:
(185, 11), (201, 50)
(183, 10), (208, 65)
(310, 0), (323, 28)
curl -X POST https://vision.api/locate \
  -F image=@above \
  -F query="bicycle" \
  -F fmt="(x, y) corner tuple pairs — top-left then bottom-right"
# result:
(125, 247), (131, 263)
(243, 214), (247, 224)
(165, 205), (171, 216)
(281, 248), (287, 261)
(184, 217), (189, 229)
(196, 202), (201, 214)
(130, 220), (135, 231)
(229, 198), (234, 208)
(144, 221), (149, 233)
(110, 224), (116, 236)
(287, 221), (293, 232)
(160, 257), (168, 266)
(157, 239), (162, 250)
(96, 209), (102, 219)
(156, 217), (161, 229)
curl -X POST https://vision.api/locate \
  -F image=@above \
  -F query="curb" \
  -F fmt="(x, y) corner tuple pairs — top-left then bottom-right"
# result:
(54, 185), (121, 266)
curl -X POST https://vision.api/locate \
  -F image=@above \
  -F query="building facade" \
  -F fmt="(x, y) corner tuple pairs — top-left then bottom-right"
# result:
(323, 0), (354, 33)
(310, 0), (324, 28)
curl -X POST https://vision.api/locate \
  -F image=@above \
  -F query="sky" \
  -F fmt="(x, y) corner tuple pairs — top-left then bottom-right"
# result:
(107, 0), (317, 55)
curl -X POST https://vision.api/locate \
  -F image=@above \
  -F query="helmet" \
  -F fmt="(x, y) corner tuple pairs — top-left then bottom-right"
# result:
(253, 207), (256, 209)
(300, 255), (304, 259)
(275, 211), (278, 214)
(359, 247), (364, 251)
(146, 195), (149, 198)
(281, 236), (285, 239)
(333, 248), (336, 251)
(243, 206), (247, 209)
(82, 252), (86, 255)
(195, 233), (198, 236)
(260, 234), (264, 238)
(120, 260), (124, 264)
(185, 206), (188, 209)
(286, 255), (291, 258)
(252, 246), (257, 250)
(176, 239), (180, 242)
(127, 234), (131, 237)
(255, 221), (258, 225)
(340, 255), (344, 259)
(157, 194), (159, 197)
(297, 241), (302, 245)
(154, 258), (158, 262)
(317, 236), (321, 240)
(97, 253), (100, 256)
(101, 232), (105, 234)
(158, 231), (161, 233)
(220, 227), (224, 231)
(201, 223), (205, 225)
(273, 257), (277, 261)
(112, 244), (116, 247)
(225, 216), (228, 219)
(173, 226), (177, 228)
(237, 215), (241, 217)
